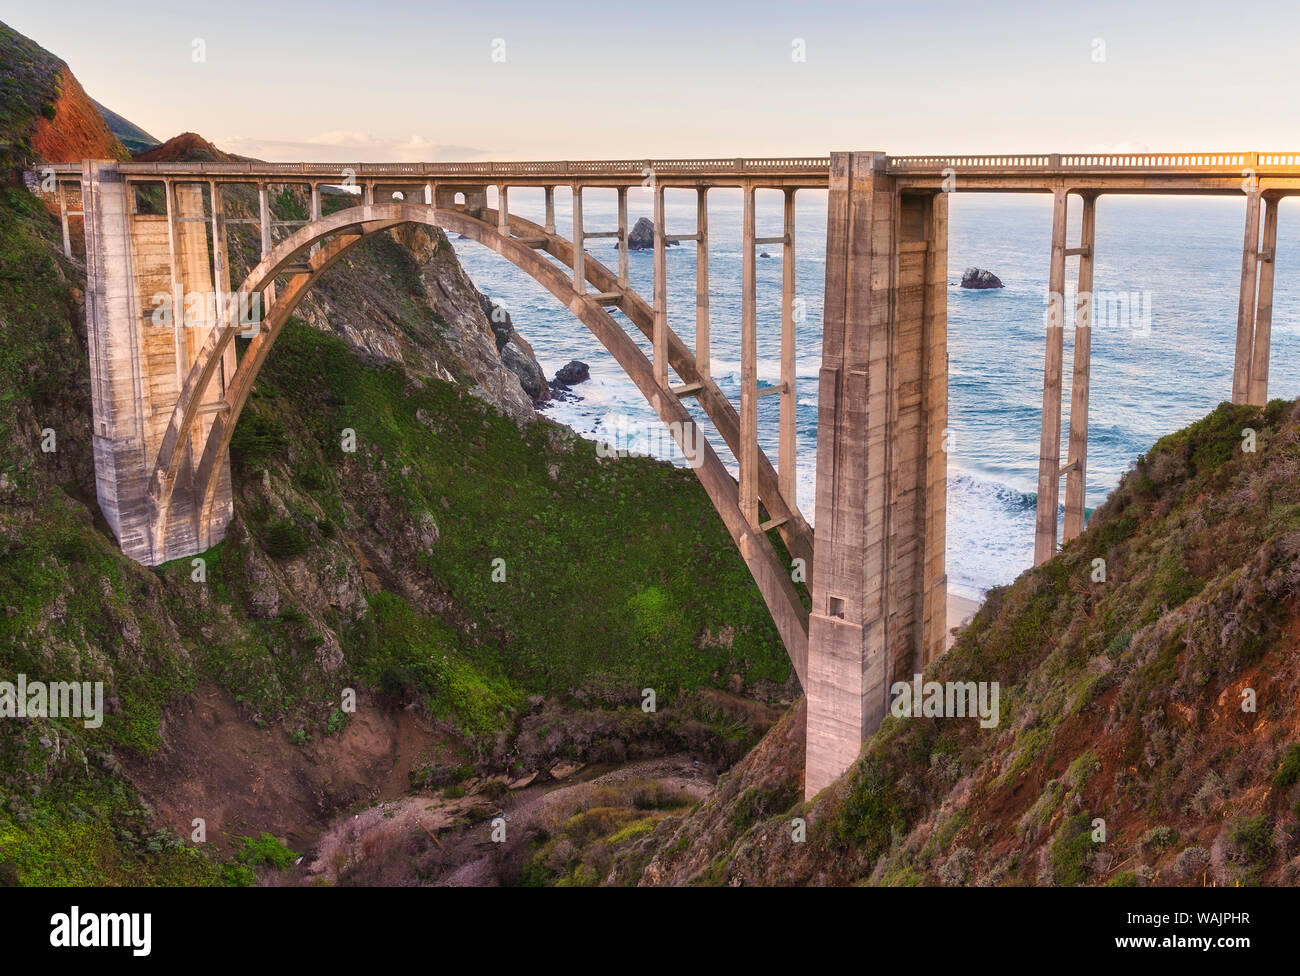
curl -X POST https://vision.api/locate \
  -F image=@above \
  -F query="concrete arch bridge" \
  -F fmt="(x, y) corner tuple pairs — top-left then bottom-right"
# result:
(45, 151), (1300, 795)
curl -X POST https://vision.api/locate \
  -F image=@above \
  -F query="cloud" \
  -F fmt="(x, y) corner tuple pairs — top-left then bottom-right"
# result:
(218, 132), (489, 163)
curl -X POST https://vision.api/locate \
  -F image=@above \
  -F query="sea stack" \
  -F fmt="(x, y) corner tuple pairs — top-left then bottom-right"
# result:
(626, 217), (679, 250)
(961, 267), (1004, 289)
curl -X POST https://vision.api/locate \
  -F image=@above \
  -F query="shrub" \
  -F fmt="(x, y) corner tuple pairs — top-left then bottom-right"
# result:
(233, 833), (299, 871)
(1272, 744), (1300, 790)
(1170, 846), (1211, 881)
(1049, 814), (1096, 886)
(263, 519), (309, 558)
(1226, 815), (1273, 865)
(1138, 825), (1180, 851)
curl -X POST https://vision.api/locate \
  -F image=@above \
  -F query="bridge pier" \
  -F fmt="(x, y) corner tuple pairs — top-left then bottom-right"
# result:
(83, 161), (234, 565)
(806, 152), (948, 798)
(1033, 188), (1070, 564)
(1063, 194), (1098, 543)
(1235, 191), (1281, 406)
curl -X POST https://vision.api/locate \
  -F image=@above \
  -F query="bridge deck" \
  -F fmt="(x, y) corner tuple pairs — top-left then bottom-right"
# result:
(41, 152), (1300, 193)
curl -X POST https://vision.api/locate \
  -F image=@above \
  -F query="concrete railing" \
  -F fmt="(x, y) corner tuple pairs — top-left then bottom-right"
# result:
(39, 152), (1300, 185)
(887, 152), (1299, 173)
(40, 158), (834, 179)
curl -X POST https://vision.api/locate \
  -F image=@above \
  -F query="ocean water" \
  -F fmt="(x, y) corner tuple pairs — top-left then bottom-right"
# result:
(448, 188), (1300, 600)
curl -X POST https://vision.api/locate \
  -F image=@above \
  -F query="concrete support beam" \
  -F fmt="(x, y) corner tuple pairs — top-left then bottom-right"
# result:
(544, 186), (556, 235)
(497, 184), (509, 236)
(572, 185), (585, 295)
(1233, 187), (1263, 403)
(59, 189), (72, 258)
(779, 187), (797, 504)
(310, 184), (322, 257)
(653, 184), (668, 387)
(740, 184), (759, 527)
(806, 153), (948, 798)
(1248, 195), (1280, 406)
(257, 184), (277, 306)
(209, 182), (227, 336)
(696, 187), (710, 380)
(1034, 187), (1069, 565)
(1063, 194), (1097, 542)
(617, 186), (629, 287)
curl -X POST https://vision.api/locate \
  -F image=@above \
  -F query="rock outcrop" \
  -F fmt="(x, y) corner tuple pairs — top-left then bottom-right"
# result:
(961, 267), (1004, 289)
(478, 291), (550, 403)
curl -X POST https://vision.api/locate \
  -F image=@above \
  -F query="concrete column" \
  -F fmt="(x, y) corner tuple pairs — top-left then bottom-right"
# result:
(545, 186), (556, 235)
(59, 188), (72, 258)
(497, 184), (509, 236)
(779, 187), (797, 504)
(1248, 195), (1280, 406)
(695, 187), (710, 380)
(258, 185), (272, 257)
(257, 184), (277, 307)
(83, 161), (148, 556)
(572, 185), (585, 294)
(617, 186), (629, 287)
(1034, 187), (1069, 565)
(1063, 194), (1097, 542)
(920, 191), (949, 667)
(164, 181), (187, 391)
(806, 153), (948, 797)
(310, 183), (322, 258)
(740, 184), (759, 527)
(652, 184), (668, 387)
(209, 182), (228, 335)
(1232, 187), (1262, 404)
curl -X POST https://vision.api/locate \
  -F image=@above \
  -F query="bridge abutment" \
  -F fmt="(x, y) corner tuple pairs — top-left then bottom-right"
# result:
(805, 152), (949, 798)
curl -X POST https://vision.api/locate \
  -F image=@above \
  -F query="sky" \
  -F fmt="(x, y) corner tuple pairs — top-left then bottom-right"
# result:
(6, 0), (1299, 161)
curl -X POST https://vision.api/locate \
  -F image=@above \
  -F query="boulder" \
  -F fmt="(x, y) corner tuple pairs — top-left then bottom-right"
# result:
(961, 267), (1004, 289)
(554, 360), (590, 385)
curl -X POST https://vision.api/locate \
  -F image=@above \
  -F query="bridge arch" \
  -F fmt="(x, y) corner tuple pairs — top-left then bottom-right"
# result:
(151, 201), (810, 681)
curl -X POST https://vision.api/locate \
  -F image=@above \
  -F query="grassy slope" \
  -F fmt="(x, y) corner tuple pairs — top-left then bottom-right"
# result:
(0, 23), (65, 172)
(0, 177), (792, 884)
(608, 397), (1300, 886)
